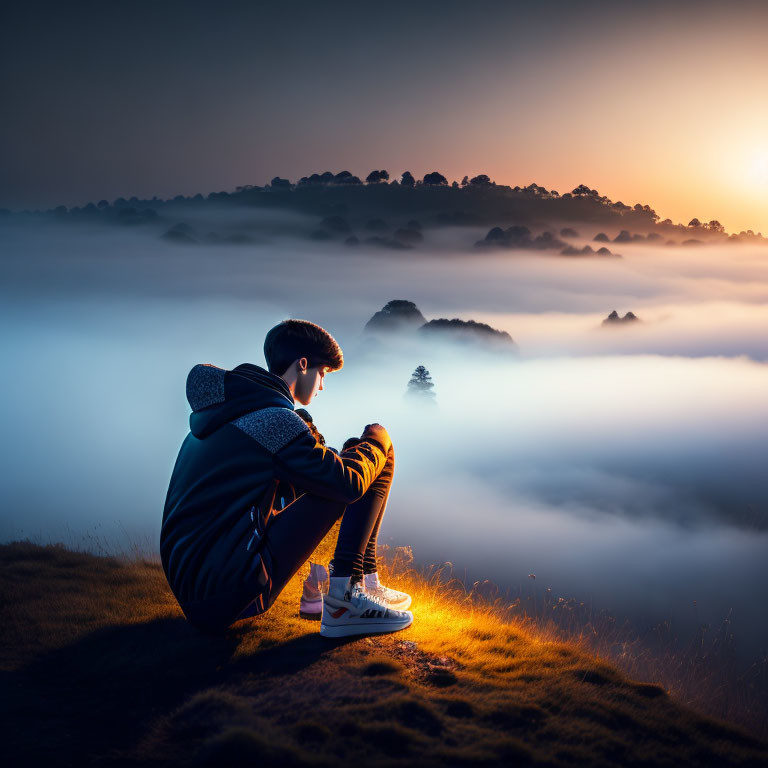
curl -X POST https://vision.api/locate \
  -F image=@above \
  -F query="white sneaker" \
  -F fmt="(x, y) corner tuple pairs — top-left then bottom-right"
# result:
(299, 562), (328, 620)
(364, 572), (412, 611)
(320, 579), (413, 638)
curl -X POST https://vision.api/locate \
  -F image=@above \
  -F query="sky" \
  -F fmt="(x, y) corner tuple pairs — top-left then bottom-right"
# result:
(2, 0), (768, 233)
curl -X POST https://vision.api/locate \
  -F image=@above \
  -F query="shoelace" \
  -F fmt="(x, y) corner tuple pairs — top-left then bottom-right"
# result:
(350, 584), (388, 610)
(369, 583), (403, 601)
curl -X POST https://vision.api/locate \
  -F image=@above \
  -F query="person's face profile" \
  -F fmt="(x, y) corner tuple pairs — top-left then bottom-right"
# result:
(295, 361), (327, 405)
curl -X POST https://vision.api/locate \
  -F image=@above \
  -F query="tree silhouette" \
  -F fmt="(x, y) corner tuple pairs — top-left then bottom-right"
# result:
(400, 171), (415, 187)
(334, 171), (362, 185)
(422, 171), (448, 186)
(366, 170), (390, 184)
(633, 203), (660, 222)
(406, 365), (436, 402)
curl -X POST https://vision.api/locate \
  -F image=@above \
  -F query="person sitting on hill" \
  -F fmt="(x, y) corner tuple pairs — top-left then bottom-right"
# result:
(160, 318), (413, 637)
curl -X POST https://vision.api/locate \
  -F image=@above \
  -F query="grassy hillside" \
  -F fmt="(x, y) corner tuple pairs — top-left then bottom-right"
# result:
(1, 535), (766, 768)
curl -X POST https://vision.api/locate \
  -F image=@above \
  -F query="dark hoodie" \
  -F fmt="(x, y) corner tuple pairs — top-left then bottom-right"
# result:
(160, 362), (387, 632)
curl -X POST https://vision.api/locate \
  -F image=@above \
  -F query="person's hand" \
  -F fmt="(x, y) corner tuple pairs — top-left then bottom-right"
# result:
(341, 436), (363, 452)
(295, 408), (326, 446)
(361, 423), (392, 455)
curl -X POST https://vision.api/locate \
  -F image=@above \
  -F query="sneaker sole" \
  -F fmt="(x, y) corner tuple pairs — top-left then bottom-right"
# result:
(319, 614), (413, 638)
(299, 599), (323, 620)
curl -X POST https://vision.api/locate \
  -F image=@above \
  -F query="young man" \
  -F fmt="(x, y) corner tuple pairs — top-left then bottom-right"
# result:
(160, 319), (413, 637)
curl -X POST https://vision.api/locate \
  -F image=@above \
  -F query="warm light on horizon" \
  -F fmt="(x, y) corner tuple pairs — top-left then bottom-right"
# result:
(4, 2), (768, 237)
(748, 148), (768, 188)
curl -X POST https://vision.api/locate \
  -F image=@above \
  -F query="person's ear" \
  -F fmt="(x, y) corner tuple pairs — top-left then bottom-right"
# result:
(298, 357), (308, 374)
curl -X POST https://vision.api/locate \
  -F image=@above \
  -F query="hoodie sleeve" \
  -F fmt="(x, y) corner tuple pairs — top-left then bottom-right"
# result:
(231, 408), (388, 504)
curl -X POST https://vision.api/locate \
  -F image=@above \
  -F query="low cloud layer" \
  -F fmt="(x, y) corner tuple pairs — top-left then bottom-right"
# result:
(1, 219), (766, 654)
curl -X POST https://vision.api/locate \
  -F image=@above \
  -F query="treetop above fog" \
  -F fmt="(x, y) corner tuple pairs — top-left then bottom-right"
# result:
(12, 168), (765, 243)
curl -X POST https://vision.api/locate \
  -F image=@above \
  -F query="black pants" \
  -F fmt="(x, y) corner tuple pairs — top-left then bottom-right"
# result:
(236, 445), (395, 620)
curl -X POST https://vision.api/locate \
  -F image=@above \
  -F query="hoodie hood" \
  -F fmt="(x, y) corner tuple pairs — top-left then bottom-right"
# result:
(186, 362), (295, 438)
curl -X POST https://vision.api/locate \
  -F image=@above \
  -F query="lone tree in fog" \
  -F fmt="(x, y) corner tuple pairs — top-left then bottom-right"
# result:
(406, 365), (436, 403)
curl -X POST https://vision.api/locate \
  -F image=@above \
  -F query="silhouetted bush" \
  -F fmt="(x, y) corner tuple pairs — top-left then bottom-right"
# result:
(476, 225), (565, 251)
(423, 171), (448, 186)
(162, 222), (198, 244)
(334, 171), (362, 185)
(366, 170), (390, 184)
(364, 300), (427, 334)
(419, 318), (516, 348)
(602, 310), (640, 325)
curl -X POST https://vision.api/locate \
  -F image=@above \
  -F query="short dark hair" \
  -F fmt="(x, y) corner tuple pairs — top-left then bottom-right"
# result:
(263, 319), (344, 376)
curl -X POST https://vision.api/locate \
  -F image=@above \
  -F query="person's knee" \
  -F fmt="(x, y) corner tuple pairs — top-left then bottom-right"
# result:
(379, 442), (395, 481)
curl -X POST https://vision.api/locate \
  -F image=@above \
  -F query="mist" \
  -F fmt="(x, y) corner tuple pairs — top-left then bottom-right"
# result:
(1, 213), (766, 657)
